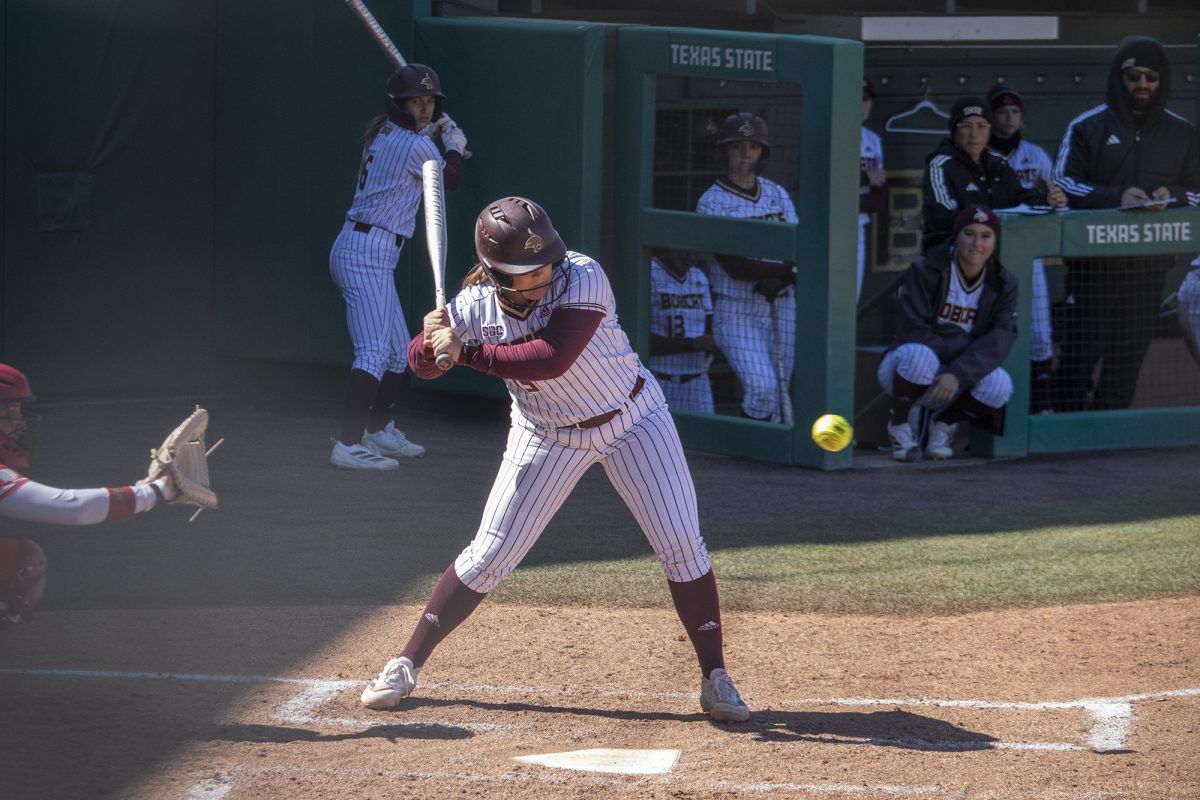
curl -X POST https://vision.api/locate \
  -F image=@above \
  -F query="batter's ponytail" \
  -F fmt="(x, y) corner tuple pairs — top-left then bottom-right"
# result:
(363, 114), (388, 149)
(461, 263), (489, 289)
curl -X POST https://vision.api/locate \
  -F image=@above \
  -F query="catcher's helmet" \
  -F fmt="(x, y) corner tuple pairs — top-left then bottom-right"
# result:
(474, 197), (568, 318)
(716, 112), (770, 174)
(385, 64), (445, 129)
(0, 364), (35, 468)
(0, 364), (33, 403)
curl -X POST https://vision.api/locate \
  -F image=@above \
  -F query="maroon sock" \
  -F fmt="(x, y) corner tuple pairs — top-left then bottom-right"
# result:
(367, 370), (408, 433)
(938, 391), (996, 424)
(399, 564), (488, 669)
(339, 369), (380, 445)
(890, 374), (929, 425)
(667, 570), (725, 678)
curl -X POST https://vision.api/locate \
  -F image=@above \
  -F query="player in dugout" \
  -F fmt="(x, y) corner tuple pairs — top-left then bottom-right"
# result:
(879, 206), (1018, 462)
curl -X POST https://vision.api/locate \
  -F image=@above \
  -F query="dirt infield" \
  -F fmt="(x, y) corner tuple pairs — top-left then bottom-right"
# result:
(1, 367), (1197, 798)
(2, 599), (1197, 799)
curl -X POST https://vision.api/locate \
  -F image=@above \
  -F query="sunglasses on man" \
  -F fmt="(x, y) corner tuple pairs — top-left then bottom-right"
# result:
(1122, 69), (1160, 85)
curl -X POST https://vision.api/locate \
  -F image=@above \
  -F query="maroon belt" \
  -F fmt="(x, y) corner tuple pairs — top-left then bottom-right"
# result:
(566, 375), (646, 430)
(351, 220), (405, 249)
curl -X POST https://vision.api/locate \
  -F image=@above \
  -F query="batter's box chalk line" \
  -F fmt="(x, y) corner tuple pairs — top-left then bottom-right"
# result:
(182, 765), (947, 798)
(3, 667), (1197, 752)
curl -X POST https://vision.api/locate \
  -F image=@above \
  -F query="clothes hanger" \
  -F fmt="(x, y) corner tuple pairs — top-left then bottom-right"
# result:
(884, 87), (951, 135)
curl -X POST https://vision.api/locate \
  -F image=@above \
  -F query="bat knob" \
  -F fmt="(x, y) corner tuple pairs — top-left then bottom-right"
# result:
(435, 353), (454, 371)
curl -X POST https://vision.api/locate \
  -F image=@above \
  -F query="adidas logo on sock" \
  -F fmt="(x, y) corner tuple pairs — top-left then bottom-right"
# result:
(1105, 134), (1121, 145)
(698, 620), (720, 632)
(424, 613), (441, 627)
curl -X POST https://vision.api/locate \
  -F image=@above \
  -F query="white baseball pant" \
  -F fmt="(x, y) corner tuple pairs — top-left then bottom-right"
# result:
(329, 221), (410, 379)
(453, 376), (712, 593)
(878, 343), (1013, 409)
(712, 289), (796, 422)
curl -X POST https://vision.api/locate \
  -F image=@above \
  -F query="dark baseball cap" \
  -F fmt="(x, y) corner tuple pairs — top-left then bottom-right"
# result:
(986, 84), (1023, 111)
(949, 96), (993, 133)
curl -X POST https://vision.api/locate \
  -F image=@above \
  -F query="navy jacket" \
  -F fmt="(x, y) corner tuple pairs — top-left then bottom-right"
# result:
(1054, 37), (1200, 209)
(891, 243), (1019, 387)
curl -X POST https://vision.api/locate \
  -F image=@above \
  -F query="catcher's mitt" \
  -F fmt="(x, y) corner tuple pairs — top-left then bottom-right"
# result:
(139, 406), (221, 520)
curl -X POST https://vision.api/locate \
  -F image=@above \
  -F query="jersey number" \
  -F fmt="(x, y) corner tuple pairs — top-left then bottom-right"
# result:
(357, 154), (375, 190)
(516, 379), (540, 393)
(669, 315), (686, 337)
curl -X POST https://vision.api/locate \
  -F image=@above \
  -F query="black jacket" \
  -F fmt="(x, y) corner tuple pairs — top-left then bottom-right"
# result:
(891, 243), (1019, 387)
(1055, 37), (1200, 209)
(921, 141), (1043, 249)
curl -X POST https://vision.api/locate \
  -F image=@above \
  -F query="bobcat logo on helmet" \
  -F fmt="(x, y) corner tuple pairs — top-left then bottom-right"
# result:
(421, 73), (435, 90)
(524, 230), (545, 253)
(738, 120), (754, 137)
(974, 208), (990, 224)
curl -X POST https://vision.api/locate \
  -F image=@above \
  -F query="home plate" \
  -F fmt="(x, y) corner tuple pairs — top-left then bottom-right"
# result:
(514, 748), (681, 775)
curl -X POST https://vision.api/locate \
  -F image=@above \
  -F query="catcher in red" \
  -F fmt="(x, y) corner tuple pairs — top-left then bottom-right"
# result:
(0, 364), (219, 630)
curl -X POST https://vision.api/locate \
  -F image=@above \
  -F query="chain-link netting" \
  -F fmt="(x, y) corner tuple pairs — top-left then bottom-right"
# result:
(651, 77), (802, 423)
(1045, 255), (1200, 412)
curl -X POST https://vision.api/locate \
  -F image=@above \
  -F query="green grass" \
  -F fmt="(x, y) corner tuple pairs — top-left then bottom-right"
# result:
(491, 512), (1200, 615)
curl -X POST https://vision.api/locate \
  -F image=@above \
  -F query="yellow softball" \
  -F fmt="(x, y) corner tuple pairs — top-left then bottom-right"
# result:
(811, 414), (853, 452)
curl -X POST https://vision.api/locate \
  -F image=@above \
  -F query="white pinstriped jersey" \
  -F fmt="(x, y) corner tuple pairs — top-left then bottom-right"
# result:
(989, 138), (1052, 191)
(695, 177), (798, 302)
(344, 121), (442, 238)
(859, 126), (884, 226)
(648, 258), (712, 376)
(447, 252), (642, 429)
(939, 262), (984, 334)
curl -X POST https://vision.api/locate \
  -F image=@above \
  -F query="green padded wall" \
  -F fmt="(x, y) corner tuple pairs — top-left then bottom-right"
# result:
(410, 17), (606, 397)
(2, 0), (218, 393)
(212, 1), (428, 367)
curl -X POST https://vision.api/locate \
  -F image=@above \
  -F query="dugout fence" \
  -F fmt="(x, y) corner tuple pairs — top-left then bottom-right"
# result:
(985, 207), (1200, 457)
(616, 27), (862, 469)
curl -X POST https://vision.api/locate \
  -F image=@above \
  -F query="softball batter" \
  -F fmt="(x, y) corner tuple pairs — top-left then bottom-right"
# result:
(649, 248), (716, 414)
(329, 63), (468, 470)
(360, 197), (750, 722)
(695, 113), (797, 423)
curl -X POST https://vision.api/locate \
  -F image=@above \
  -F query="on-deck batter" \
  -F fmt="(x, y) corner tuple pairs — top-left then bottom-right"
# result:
(695, 113), (797, 423)
(328, 63), (468, 470)
(359, 197), (750, 723)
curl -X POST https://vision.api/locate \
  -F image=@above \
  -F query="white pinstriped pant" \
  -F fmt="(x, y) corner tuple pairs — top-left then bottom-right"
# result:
(656, 371), (715, 414)
(712, 289), (796, 422)
(1177, 267), (1200, 349)
(329, 221), (409, 379)
(454, 374), (712, 593)
(1030, 259), (1052, 363)
(877, 343), (1013, 409)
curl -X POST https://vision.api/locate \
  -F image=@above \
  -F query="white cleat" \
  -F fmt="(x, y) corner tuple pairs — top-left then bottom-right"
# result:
(361, 656), (420, 710)
(886, 421), (921, 463)
(700, 667), (750, 723)
(362, 422), (426, 459)
(925, 421), (957, 460)
(330, 440), (400, 471)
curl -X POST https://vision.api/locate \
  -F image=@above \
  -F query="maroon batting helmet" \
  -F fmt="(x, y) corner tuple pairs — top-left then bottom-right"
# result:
(385, 64), (445, 129)
(474, 197), (568, 317)
(716, 112), (771, 173)
(0, 364), (34, 468)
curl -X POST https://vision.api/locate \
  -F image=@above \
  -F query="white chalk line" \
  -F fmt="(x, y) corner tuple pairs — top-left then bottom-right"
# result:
(183, 765), (944, 797)
(6, 667), (1196, 753)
